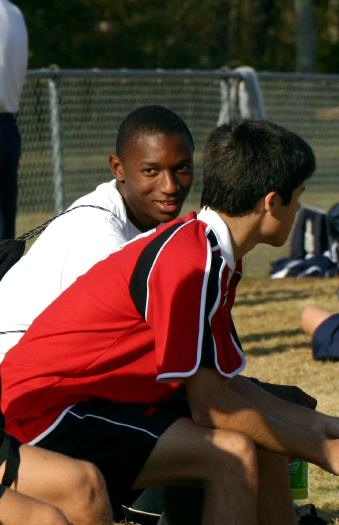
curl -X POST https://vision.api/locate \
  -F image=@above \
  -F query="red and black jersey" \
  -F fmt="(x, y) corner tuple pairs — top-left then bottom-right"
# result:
(1, 209), (245, 443)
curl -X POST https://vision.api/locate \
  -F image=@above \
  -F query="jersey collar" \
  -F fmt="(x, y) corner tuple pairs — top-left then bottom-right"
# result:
(197, 206), (236, 271)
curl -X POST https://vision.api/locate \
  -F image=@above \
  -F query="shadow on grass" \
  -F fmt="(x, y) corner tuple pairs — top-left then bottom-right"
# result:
(236, 289), (310, 306)
(241, 328), (311, 356)
(246, 340), (309, 356)
(241, 328), (302, 343)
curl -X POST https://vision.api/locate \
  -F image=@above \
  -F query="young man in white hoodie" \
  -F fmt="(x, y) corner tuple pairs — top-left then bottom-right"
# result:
(0, 105), (195, 359)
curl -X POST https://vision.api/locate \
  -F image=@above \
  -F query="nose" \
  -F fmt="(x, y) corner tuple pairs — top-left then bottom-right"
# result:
(161, 170), (180, 194)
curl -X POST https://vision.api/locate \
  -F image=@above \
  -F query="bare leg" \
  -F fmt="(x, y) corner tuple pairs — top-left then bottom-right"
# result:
(300, 305), (332, 337)
(0, 489), (69, 525)
(0, 444), (113, 525)
(142, 451), (296, 525)
(256, 450), (296, 525)
(132, 418), (259, 525)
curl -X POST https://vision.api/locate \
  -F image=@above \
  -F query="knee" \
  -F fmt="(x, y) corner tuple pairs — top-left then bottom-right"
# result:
(208, 430), (257, 475)
(75, 460), (106, 498)
(67, 461), (112, 525)
(189, 427), (257, 488)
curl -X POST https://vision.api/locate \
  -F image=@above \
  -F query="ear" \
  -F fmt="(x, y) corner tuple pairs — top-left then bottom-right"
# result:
(263, 191), (280, 214)
(108, 154), (125, 182)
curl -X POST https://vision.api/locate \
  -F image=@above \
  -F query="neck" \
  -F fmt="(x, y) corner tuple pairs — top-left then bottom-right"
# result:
(217, 211), (261, 261)
(124, 202), (151, 233)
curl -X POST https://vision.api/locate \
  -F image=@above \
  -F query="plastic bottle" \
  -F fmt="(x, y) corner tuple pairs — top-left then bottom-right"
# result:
(288, 458), (308, 499)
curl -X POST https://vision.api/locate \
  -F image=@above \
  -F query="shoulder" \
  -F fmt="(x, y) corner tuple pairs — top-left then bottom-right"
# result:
(70, 181), (123, 213)
(136, 214), (212, 273)
(162, 214), (212, 251)
(136, 213), (207, 249)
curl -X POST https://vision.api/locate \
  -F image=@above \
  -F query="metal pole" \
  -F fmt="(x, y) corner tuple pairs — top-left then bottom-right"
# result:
(48, 76), (64, 214)
(217, 79), (231, 126)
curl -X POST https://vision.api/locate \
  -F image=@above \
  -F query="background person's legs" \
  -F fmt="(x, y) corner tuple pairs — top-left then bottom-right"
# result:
(301, 306), (339, 360)
(0, 115), (20, 239)
(300, 305), (332, 337)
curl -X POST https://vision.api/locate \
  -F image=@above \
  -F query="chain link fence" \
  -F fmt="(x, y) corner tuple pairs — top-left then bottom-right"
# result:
(258, 72), (339, 210)
(17, 68), (339, 222)
(17, 68), (247, 218)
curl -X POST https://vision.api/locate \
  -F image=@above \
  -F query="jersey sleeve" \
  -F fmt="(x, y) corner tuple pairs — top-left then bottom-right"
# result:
(129, 219), (244, 381)
(145, 221), (210, 381)
(129, 219), (246, 382)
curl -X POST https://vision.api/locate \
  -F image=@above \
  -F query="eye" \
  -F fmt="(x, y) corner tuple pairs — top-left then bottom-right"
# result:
(143, 168), (159, 176)
(176, 164), (191, 174)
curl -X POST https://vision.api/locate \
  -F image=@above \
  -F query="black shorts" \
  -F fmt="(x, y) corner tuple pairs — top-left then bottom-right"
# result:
(37, 394), (190, 504)
(313, 313), (339, 360)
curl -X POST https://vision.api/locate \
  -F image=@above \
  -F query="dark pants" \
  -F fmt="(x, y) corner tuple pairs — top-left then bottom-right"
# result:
(0, 114), (21, 239)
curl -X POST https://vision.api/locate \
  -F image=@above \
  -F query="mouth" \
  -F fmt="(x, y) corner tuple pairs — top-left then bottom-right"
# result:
(154, 199), (182, 213)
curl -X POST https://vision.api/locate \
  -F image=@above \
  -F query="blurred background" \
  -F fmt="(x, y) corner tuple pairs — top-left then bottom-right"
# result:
(15, 0), (339, 275)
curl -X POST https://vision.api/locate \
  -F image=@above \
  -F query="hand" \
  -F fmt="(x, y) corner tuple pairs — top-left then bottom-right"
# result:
(257, 381), (317, 410)
(322, 439), (339, 475)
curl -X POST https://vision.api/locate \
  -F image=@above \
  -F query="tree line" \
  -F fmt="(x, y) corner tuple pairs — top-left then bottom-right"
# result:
(16, 0), (339, 74)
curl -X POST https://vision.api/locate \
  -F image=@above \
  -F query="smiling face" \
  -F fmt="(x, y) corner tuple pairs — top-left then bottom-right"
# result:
(109, 133), (194, 231)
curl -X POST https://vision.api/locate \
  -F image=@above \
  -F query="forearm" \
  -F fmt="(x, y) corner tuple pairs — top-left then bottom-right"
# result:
(186, 368), (332, 471)
(231, 375), (339, 439)
(207, 392), (325, 464)
(230, 375), (320, 430)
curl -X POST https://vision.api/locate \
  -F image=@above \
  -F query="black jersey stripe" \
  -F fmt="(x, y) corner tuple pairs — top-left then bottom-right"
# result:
(200, 254), (224, 368)
(129, 222), (190, 318)
(207, 229), (218, 249)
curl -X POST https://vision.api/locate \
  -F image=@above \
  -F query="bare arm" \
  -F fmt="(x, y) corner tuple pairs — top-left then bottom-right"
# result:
(231, 374), (339, 440)
(184, 367), (339, 475)
(229, 375), (337, 436)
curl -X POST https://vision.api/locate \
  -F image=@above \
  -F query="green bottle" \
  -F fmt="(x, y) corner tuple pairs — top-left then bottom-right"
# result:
(288, 459), (308, 499)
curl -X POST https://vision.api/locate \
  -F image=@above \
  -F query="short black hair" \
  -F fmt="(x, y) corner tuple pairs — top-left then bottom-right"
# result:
(116, 105), (194, 158)
(201, 119), (316, 216)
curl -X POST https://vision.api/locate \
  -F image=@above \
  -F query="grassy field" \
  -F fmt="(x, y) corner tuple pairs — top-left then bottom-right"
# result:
(233, 276), (339, 524)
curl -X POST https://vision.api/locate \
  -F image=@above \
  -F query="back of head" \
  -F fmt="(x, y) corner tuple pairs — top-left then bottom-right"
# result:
(201, 119), (316, 216)
(116, 105), (194, 158)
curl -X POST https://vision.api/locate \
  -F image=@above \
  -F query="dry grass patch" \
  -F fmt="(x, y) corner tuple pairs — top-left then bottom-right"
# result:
(233, 276), (339, 523)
